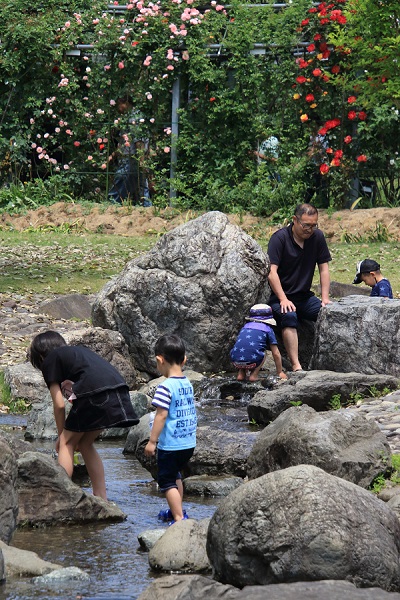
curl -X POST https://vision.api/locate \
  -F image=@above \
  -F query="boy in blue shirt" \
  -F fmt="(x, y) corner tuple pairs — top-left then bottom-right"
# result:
(353, 259), (393, 298)
(144, 334), (196, 524)
(230, 304), (287, 381)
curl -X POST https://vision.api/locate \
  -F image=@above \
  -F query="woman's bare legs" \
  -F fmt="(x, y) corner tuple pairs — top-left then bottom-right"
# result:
(58, 428), (107, 500)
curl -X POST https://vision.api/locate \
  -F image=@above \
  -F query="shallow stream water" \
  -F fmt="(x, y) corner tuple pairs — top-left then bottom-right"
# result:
(0, 376), (269, 599)
(0, 417), (218, 600)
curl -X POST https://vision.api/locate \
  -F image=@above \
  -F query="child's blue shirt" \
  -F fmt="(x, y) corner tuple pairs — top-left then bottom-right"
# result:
(152, 376), (196, 451)
(230, 322), (277, 364)
(370, 278), (393, 299)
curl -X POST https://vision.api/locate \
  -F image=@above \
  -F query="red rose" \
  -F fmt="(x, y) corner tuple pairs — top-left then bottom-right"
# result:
(347, 96), (357, 103)
(73, 141), (80, 147)
(210, 97), (216, 102)
(313, 68), (322, 77)
(314, 33), (322, 41)
(298, 58), (309, 69)
(344, 135), (352, 144)
(296, 76), (307, 84)
(301, 19), (309, 26)
(358, 111), (367, 120)
(307, 44), (316, 52)
(334, 150), (343, 159)
(331, 158), (341, 166)
(325, 118), (340, 130)
(305, 94), (315, 102)
(318, 128), (328, 136)
(99, 143), (105, 150)
(331, 65), (340, 74)
(320, 164), (330, 174)
(348, 111), (357, 120)
(357, 154), (367, 162)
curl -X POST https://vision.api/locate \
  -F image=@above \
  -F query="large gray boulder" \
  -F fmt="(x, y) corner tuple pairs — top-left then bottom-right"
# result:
(0, 434), (18, 544)
(64, 326), (137, 389)
(310, 296), (400, 376)
(247, 405), (391, 488)
(137, 575), (400, 600)
(247, 370), (399, 425)
(188, 427), (258, 478)
(92, 211), (270, 374)
(207, 465), (400, 590)
(16, 452), (126, 526)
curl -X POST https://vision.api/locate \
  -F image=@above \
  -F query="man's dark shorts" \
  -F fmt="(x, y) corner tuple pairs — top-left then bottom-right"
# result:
(269, 294), (321, 329)
(157, 447), (194, 492)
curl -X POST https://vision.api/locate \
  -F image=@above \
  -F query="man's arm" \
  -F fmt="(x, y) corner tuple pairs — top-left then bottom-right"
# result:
(318, 262), (331, 306)
(268, 264), (297, 313)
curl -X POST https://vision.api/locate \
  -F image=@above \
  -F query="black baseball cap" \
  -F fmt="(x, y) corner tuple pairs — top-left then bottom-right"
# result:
(353, 259), (380, 284)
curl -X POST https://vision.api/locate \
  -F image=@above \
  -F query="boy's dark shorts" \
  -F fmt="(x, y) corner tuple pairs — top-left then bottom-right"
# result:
(157, 447), (195, 492)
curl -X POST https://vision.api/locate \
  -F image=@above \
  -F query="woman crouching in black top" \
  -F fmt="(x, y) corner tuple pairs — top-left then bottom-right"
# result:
(29, 330), (139, 500)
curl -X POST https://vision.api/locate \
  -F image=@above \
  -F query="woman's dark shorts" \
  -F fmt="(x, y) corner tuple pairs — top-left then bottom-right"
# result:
(65, 385), (139, 432)
(157, 447), (195, 492)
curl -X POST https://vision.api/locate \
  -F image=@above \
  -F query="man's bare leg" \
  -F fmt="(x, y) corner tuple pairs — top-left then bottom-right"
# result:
(282, 327), (302, 371)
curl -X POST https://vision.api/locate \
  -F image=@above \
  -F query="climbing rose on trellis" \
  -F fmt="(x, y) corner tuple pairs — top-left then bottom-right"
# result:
(294, 0), (368, 175)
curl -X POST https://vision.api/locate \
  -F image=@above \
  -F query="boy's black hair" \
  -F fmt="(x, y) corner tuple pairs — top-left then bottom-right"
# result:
(29, 330), (67, 370)
(154, 334), (185, 365)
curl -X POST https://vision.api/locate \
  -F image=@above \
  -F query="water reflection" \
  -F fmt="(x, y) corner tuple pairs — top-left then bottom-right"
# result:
(0, 439), (219, 600)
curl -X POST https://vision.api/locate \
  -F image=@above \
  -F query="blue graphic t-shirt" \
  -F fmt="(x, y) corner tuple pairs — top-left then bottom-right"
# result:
(152, 376), (196, 451)
(370, 279), (393, 299)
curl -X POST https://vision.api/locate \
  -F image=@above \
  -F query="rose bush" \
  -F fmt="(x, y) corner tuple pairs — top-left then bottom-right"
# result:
(0, 0), (398, 212)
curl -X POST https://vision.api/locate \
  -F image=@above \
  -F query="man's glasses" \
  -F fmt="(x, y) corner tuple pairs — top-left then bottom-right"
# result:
(296, 217), (319, 231)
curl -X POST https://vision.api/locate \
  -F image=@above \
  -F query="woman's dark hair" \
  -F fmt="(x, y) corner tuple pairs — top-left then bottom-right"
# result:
(29, 330), (67, 370)
(154, 334), (185, 365)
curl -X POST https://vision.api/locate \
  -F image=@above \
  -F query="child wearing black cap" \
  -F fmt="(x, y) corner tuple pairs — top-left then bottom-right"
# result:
(230, 304), (287, 382)
(353, 259), (393, 298)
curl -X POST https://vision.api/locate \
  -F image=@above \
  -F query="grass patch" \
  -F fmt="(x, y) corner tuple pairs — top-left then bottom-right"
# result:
(0, 372), (31, 414)
(370, 453), (400, 495)
(0, 230), (154, 295)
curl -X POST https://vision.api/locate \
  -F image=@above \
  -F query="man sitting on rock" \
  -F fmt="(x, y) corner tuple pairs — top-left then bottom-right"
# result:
(267, 203), (332, 372)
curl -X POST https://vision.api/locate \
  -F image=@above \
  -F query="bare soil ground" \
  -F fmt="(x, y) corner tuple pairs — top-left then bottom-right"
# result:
(1, 202), (400, 242)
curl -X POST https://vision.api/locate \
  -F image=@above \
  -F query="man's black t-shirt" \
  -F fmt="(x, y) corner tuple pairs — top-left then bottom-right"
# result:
(267, 224), (331, 298)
